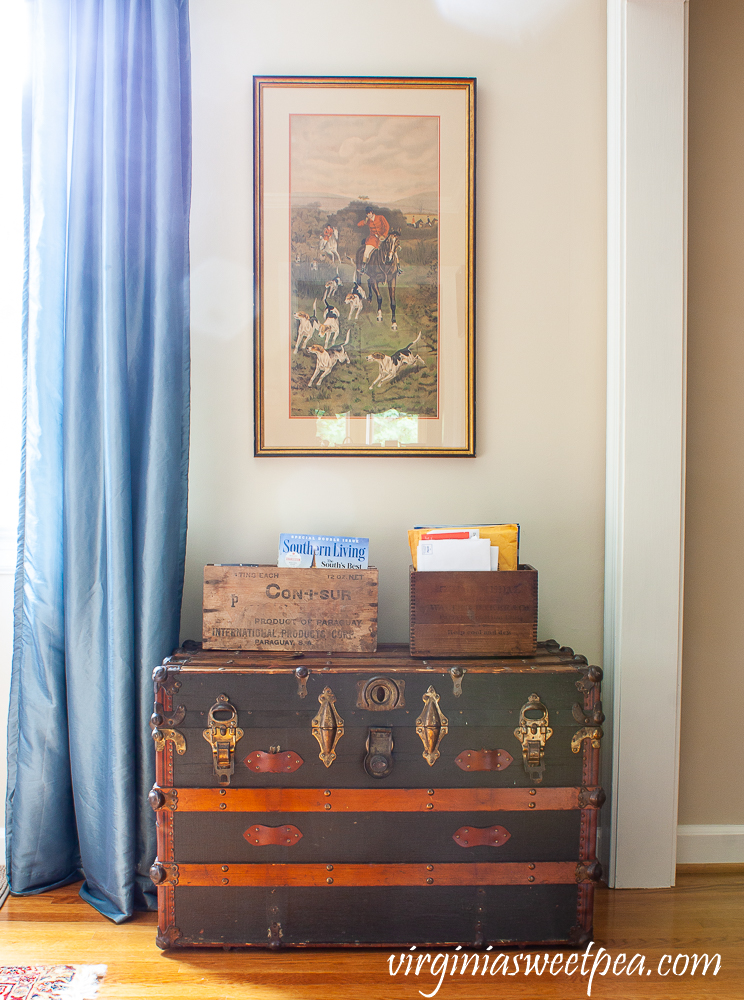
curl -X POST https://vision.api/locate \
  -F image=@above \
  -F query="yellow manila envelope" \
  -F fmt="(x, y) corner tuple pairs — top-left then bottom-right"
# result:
(408, 524), (519, 571)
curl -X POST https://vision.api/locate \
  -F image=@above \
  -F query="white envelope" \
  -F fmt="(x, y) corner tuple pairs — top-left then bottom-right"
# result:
(416, 536), (492, 572)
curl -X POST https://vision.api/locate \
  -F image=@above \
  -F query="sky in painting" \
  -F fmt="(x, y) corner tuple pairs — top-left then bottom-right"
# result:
(290, 115), (439, 206)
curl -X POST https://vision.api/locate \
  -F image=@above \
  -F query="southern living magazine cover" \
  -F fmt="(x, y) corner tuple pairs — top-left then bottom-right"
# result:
(278, 533), (369, 569)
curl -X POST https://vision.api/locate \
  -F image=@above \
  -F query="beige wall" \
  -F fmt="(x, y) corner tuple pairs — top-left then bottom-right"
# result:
(182, 0), (607, 662)
(680, 0), (744, 826)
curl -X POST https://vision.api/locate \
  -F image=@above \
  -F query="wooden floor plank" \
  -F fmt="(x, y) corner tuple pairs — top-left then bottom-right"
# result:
(0, 869), (741, 999)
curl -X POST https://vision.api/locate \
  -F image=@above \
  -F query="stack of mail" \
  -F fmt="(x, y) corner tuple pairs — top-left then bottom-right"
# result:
(415, 529), (495, 572)
(408, 524), (519, 572)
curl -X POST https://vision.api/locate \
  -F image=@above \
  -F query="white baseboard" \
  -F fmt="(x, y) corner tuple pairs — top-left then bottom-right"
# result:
(676, 824), (744, 863)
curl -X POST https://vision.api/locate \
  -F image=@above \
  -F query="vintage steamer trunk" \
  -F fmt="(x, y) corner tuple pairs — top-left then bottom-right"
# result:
(149, 641), (604, 949)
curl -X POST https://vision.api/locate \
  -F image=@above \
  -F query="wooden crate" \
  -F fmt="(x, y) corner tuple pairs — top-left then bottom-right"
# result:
(203, 565), (378, 652)
(409, 564), (537, 657)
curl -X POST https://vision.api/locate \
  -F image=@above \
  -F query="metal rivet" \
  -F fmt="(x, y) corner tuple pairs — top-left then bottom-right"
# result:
(464, 829), (469, 833)
(327, 865), (333, 871)
(426, 865), (433, 871)
(222, 866), (229, 872)
(528, 863), (536, 870)
(529, 789), (536, 796)
(427, 789), (434, 795)
(426, 878), (434, 884)
(426, 803), (433, 809)
(529, 802), (535, 809)
(324, 790), (331, 796)
(222, 878), (229, 885)
(326, 877), (333, 884)
(528, 876), (535, 883)
(325, 803), (331, 810)
(220, 803), (227, 810)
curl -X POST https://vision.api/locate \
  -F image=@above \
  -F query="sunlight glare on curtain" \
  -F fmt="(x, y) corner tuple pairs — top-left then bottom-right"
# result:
(0, 3), (27, 844)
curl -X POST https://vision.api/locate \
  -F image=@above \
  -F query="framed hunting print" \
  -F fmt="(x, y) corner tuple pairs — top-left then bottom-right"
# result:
(254, 76), (475, 457)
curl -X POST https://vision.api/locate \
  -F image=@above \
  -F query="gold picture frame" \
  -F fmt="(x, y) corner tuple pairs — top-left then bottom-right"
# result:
(254, 76), (475, 457)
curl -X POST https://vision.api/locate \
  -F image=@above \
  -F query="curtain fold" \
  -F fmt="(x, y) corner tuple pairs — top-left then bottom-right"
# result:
(7, 0), (191, 922)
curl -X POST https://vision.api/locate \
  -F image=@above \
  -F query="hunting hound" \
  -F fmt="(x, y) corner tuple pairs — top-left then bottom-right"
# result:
(293, 300), (321, 354)
(344, 282), (366, 321)
(307, 343), (351, 388)
(319, 305), (349, 349)
(323, 274), (343, 306)
(366, 332), (425, 390)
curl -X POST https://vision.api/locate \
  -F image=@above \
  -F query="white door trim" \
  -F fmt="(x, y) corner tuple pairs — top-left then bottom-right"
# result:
(604, 0), (688, 888)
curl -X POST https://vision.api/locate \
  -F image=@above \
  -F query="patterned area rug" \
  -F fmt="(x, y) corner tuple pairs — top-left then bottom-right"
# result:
(0, 966), (106, 999)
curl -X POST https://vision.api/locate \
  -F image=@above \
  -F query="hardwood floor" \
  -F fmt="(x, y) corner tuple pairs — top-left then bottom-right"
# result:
(0, 866), (741, 999)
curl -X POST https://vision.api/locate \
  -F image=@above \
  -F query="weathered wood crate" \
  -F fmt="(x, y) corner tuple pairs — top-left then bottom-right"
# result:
(203, 565), (378, 652)
(409, 565), (538, 658)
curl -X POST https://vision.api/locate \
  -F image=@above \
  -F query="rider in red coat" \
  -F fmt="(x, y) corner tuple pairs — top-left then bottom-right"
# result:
(358, 210), (390, 269)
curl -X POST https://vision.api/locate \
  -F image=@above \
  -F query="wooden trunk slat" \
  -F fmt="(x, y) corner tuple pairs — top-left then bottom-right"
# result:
(203, 566), (378, 652)
(156, 785), (598, 813)
(171, 809), (585, 865)
(167, 640), (585, 671)
(173, 861), (580, 887)
(174, 661), (580, 674)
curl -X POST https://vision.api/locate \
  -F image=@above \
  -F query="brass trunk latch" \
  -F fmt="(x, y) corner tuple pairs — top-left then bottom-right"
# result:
(202, 694), (244, 786)
(416, 686), (448, 766)
(295, 666), (309, 698)
(364, 727), (394, 778)
(150, 704), (186, 756)
(450, 666), (465, 698)
(571, 727), (604, 753)
(312, 687), (344, 767)
(571, 701), (604, 752)
(514, 693), (552, 784)
(357, 676), (405, 711)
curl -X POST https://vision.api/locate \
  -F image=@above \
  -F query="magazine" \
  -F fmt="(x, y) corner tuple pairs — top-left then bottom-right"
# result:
(278, 534), (369, 569)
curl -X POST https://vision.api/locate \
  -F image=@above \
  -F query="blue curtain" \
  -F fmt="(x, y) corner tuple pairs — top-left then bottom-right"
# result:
(7, 0), (191, 922)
